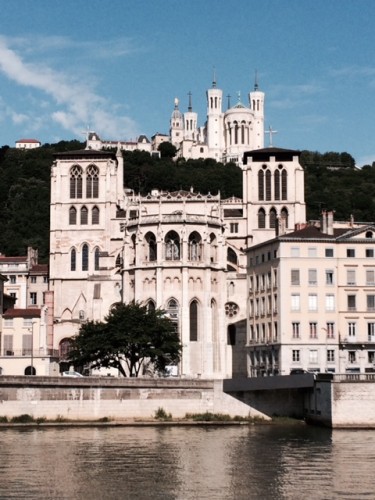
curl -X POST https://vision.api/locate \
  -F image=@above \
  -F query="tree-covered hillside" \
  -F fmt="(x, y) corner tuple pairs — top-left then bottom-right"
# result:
(0, 142), (373, 262)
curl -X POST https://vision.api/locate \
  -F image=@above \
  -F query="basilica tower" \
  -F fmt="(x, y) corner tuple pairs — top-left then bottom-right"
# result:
(206, 73), (224, 161)
(248, 74), (265, 150)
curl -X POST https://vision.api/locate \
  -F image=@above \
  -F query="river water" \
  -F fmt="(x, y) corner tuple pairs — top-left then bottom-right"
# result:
(0, 424), (374, 500)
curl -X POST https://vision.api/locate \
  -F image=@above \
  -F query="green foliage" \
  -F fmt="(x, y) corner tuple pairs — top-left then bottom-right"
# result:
(11, 414), (34, 423)
(0, 416), (8, 423)
(69, 302), (182, 377)
(154, 407), (172, 421)
(157, 141), (177, 158)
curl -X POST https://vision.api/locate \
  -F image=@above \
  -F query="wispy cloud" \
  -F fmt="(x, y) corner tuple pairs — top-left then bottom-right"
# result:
(0, 36), (139, 139)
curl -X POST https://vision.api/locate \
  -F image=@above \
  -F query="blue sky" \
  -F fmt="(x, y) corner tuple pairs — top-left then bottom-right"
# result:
(1, 0), (375, 166)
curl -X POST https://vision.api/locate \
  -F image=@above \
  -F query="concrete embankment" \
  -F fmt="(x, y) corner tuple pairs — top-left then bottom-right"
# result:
(0, 376), (267, 421)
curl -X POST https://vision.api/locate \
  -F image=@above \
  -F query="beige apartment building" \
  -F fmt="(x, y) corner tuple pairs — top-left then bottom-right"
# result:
(247, 211), (375, 376)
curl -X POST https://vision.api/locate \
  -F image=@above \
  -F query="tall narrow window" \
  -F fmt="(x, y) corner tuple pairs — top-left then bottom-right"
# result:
(69, 206), (77, 225)
(71, 248), (76, 271)
(189, 300), (198, 341)
(258, 208), (266, 229)
(94, 247), (100, 271)
(274, 169), (280, 200)
(82, 244), (89, 271)
(265, 170), (271, 200)
(281, 170), (287, 200)
(81, 206), (88, 225)
(70, 165), (83, 198)
(92, 206), (99, 225)
(269, 208), (277, 229)
(280, 208), (288, 228)
(227, 324), (236, 345)
(189, 232), (202, 261)
(145, 232), (157, 261)
(165, 231), (180, 260)
(258, 170), (264, 200)
(86, 165), (99, 198)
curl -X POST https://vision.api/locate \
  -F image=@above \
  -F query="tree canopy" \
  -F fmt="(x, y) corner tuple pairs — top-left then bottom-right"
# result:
(68, 302), (182, 377)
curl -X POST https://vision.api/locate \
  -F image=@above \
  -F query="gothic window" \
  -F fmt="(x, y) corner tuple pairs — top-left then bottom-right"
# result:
(265, 170), (271, 200)
(115, 253), (122, 267)
(80, 206), (88, 225)
(92, 206), (99, 225)
(145, 232), (157, 261)
(280, 207), (289, 228)
(241, 122), (245, 144)
(94, 247), (100, 271)
(190, 300), (198, 341)
(147, 300), (156, 312)
(165, 231), (180, 261)
(188, 231), (202, 261)
(86, 165), (99, 198)
(71, 248), (76, 271)
(69, 206), (77, 225)
(210, 233), (217, 263)
(269, 208), (277, 229)
(82, 244), (89, 271)
(258, 208), (266, 229)
(227, 248), (238, 272)
(274, 169), (280, 200)
(70, 165), (83, 199)
(258, 170), (264, 200)
(281, 170), (288, 200)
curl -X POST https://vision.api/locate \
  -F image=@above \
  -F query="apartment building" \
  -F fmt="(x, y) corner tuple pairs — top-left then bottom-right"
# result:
(247, 211), (375, 376)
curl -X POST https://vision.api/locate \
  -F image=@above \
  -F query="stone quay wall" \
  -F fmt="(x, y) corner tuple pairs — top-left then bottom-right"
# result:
(0, 377), (266, 421)
(305, 374), (375, 428)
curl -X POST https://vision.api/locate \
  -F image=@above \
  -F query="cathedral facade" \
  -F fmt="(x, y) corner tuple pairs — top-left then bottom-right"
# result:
(48, 123), (306, 377)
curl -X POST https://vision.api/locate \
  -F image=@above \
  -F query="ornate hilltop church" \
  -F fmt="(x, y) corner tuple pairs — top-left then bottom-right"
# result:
(48, 78), (306, 378)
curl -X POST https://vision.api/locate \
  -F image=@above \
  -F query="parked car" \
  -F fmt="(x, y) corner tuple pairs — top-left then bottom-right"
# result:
(61, 371), (84, 377)
(290, 368), (308, 375)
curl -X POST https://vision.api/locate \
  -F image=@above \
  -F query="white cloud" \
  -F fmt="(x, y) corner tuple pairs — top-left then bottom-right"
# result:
(0, 36), (139, 140)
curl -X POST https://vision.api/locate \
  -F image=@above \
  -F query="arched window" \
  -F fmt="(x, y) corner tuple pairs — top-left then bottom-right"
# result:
(210, 233), (217, 263)
(265, 170), (271, 200)
(115, 253), (122, 267)
(269, 208), (277, 229)
(59, 338), (73, 360)
(280, 208), (289, 228)
(86, 165), (99, 198)
(70, 165), (83, 199)
(274, 169), (280, 200)
(241, 123), (245, 144)
(71, 248), (76, 271)
(82, 244), (89, 271)
(227, 248), (238, 271)
(94, 247), (100, 271)
(145, 232), (157, 261)
(165, 231), (180, 261)
(92, 206), (99, 225)
(258, 208), (266, 229)
(188, 231), (202, 261)
(69, 206), (77, 225)
(258, 170), (264, 200)
(366, 231), (373, 239)
(234, 122), (239, 144)
(190, 300), (198, 341)
(25, 366), (36, 376)
(147, 300), (156, 312)
(282, 170), (288, 200)
(80, 206), (88, 225)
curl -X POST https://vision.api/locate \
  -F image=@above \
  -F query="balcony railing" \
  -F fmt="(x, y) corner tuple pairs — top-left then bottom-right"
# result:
(1, 348), (60, 358)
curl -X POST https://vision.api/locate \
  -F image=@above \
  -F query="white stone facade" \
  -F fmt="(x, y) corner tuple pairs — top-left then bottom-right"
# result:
(48, 141), (306, 378)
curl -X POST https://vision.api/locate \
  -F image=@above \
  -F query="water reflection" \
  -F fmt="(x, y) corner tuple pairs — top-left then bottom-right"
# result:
(0, 425), (374, 499)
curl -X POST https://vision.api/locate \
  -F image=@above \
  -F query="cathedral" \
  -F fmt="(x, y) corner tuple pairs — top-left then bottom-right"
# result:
(170, 76), (265, 165)
(48, 80), (306, 377)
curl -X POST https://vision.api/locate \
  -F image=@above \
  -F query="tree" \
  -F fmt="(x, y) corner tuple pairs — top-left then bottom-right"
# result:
(68, 302), (182, 377)
(158, 141), (177, 158)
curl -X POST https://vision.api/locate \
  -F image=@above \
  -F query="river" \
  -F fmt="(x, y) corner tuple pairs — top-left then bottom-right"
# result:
(0, 424), (374, 499)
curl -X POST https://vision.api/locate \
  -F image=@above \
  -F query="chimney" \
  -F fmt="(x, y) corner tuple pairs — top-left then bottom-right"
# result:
(327, 210), (334, 235)
(320, 210), (327, 234)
